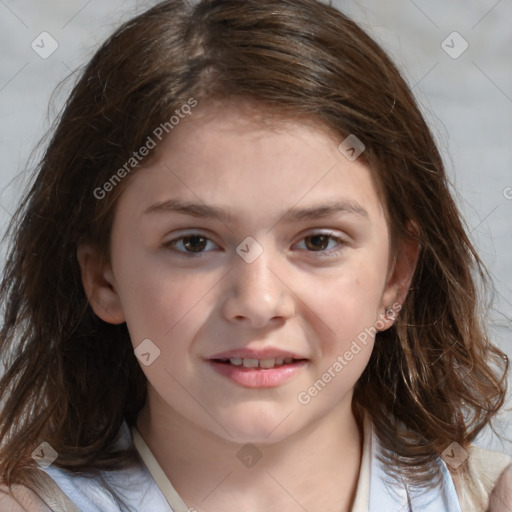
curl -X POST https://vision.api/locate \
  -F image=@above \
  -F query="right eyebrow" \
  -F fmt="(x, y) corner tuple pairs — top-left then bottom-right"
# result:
(144, 199), (231, 220)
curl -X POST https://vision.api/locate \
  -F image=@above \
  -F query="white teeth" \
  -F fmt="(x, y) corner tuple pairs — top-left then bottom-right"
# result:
(242, 358), (259, 368)
(224, 357), (297, 368)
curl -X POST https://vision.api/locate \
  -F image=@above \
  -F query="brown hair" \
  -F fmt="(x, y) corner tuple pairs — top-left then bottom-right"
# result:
(0, 0), (508, 493)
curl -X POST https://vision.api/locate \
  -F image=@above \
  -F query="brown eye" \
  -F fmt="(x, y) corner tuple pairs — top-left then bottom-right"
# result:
(304, 234), (331, 251)
(296, 233), (345, 256)
(181, 235), (208, 252)
(166, 233), (219, 256)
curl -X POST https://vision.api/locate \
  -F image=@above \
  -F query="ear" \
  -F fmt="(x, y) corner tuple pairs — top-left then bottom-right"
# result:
(378, 222), (421, 330)
(76, 243), (126, 324)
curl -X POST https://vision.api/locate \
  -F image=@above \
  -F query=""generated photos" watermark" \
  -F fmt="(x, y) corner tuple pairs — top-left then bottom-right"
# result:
(94, 98), (198, 200)
(297, 302), (401, 405)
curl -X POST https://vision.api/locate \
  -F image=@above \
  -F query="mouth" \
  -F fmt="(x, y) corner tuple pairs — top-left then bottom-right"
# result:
(211, 357), (307, 369)
(208, 354), (308, 388)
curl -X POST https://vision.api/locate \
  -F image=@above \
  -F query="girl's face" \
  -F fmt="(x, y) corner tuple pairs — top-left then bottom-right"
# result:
(80, 100), (417, 443)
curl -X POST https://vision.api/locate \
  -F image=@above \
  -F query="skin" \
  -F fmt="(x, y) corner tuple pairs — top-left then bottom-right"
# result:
(78, 99), (419, 512)
(489, 465), (512, 512)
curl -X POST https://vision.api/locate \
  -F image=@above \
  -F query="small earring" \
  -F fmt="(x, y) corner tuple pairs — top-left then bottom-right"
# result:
(385, 307), (395, 318)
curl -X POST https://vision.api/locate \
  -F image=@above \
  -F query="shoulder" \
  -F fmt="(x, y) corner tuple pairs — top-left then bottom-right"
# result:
(0, 468), (82, 512)
(467, 443), (511, 479)
(488, 463), (512, 512)
(451, 444), (512, 512)
(0, 482), (52, 512)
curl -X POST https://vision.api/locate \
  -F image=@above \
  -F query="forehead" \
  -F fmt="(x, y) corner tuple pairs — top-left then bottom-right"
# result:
(117, 100), (386, 225)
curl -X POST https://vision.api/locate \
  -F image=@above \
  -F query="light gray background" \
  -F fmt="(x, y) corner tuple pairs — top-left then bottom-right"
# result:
(0, 0), (511, 454)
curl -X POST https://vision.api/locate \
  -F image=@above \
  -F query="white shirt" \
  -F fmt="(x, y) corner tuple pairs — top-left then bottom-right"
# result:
(35, 416), (510, 512)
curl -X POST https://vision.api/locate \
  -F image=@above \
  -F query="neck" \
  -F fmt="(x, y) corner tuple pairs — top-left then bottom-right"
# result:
(136, 389), (363, 512)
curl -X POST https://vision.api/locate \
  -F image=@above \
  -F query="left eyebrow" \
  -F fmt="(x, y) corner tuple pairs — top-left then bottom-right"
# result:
(281, 200), (369, 222)
(143, 199), (369, 222)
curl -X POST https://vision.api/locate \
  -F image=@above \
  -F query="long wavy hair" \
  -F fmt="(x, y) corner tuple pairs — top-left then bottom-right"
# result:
(0, 0), (508, 496)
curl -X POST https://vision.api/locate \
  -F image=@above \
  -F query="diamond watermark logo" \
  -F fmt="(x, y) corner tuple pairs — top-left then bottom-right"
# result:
(237, 443), (263, 468)
(441, 442), (469, 469)
(32, 442), (58, 469)
(441, 32), (469, 59)
(338, 134), (365, 161)
(135, 338), (161, 366)
(236, 237), (264, 263)
(31, 32), (59, 59)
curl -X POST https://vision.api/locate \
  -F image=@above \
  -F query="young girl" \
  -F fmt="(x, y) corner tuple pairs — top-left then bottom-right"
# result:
(0, 0), (511, 511)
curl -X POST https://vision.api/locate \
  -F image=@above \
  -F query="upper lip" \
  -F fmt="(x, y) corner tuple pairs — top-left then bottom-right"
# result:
(208, 347), (308, 360)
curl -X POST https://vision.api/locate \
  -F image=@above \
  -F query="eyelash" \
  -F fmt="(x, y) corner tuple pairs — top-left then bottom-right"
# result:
(164, 231), (346, 258)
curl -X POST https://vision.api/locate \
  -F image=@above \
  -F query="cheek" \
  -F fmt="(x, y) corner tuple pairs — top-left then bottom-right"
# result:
(302, 261), (386, 346)
(114, 252), (222, 354)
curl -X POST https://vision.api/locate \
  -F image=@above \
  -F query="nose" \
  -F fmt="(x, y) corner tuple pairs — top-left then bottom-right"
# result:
(221, 246), (296, 329)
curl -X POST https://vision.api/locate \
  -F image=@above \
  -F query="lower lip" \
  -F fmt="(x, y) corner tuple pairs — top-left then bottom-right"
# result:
(208, 360), (307, 388)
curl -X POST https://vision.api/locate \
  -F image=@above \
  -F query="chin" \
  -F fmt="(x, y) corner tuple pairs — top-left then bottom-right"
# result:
(216, 408), (300, 445)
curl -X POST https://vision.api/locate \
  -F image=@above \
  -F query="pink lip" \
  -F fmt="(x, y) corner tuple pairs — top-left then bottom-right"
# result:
(208, 359), (307, 388)
(208, 347), (306, 360)
(207, 346), (309, 388)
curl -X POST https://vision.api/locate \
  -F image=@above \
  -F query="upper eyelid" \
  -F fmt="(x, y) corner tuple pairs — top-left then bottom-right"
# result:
(165, 229), (344, 242)
(167, 233), (219, 247)
(165, 230), (346, 252)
